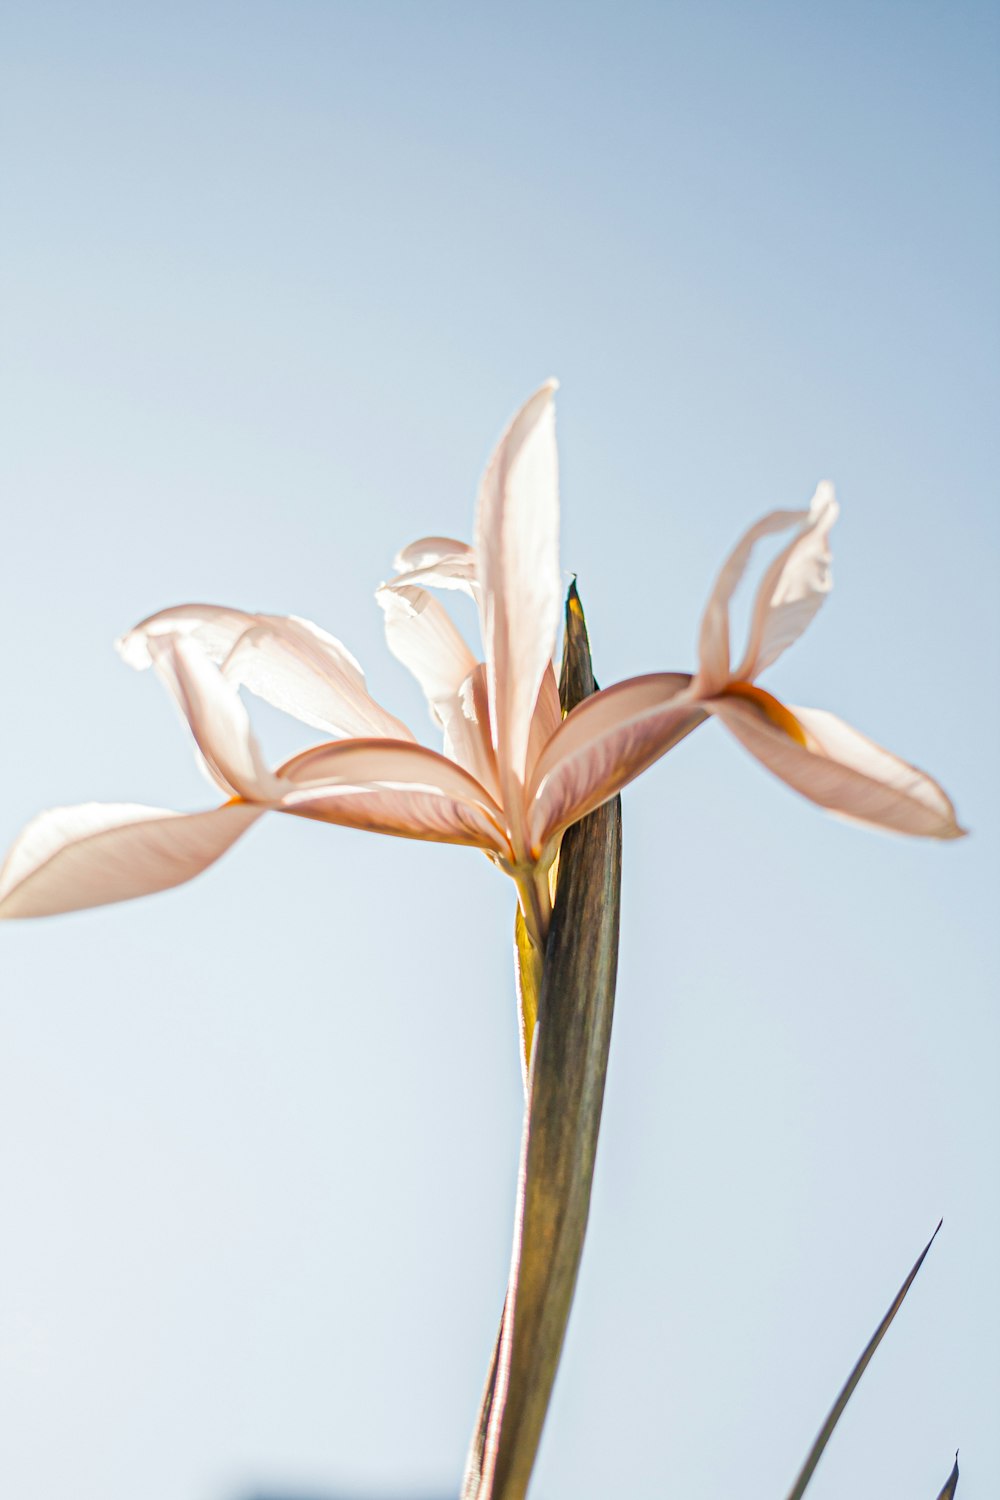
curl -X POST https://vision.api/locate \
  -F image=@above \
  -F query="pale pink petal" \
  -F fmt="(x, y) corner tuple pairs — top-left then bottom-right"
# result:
(119, 604), (410, 740)
(525, 662), (562, 784)
(696, 507), (809, 695)
(0, 801), (261, 919)
(709, 696), (966, 839)
(277, 738), (510, 854)
(440, 664), (502, 804)
(734, 483), (838, 681)
(375, 583), (478, 719)
(391, 538), (479, 597)
(149, 637), (281, 802)
(475, 380), (561, 822)
(527, 673), (704, 851)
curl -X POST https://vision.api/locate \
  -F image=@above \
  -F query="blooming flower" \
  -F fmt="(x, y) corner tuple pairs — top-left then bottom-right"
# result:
(0, 383), (962, 940)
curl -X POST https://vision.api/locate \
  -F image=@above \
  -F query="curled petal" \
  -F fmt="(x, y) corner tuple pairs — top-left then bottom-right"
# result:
(0, 801), (261, 919)
(475, 380), (562, 810)
(528, 673), (704, 851)
(696, 506), (810, 695)
(709, 696), (966, 839)
(391, 538), (479, 597)
(376, 583), (478, 717)
(119, 604), (410, 740)
(735, 482), (838, 681)
(149, 637), (281, 802)
(277, 738), (510, 856)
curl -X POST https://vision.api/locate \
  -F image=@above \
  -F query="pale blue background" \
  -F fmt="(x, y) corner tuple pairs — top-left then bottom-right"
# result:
(0, 3), (996, 1497)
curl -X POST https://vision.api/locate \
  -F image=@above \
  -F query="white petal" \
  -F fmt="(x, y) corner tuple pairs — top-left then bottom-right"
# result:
(376, 583), (478, 716)
(277, 738), (510, 855)
(0, 801), (261, 919)
(119, 604), (411, 740)
(475, 380), (562, 813)
(528, 673), (703, 851)
(734, 482), (838, 680)
(149, 636), (281, 802)
(696, 507), (810, 695)
(709, 696), (965, 839)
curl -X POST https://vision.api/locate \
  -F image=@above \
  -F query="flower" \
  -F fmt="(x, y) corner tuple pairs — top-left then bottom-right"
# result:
(0, 384), (963, 940)
(524, 485), (965, 845)
(0, 384), (566, 943)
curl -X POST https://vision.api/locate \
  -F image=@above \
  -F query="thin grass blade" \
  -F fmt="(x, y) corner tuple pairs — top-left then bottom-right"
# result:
(785, 1221), (943, 1500)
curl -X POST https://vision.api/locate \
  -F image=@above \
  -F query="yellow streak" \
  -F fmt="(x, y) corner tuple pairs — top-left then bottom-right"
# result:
(723, 681), (810, 747)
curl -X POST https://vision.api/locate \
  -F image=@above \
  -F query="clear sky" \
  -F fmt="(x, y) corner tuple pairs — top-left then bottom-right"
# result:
(1, 3), (997, 1497)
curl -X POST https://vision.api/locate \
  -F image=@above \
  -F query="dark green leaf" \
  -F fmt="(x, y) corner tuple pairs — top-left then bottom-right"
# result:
(785, 1221), (943, 1500)
(462, 582), (622, 1500)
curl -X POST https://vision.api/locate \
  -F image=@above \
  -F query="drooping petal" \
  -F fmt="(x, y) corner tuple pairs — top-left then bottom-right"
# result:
(734, 482), (838, 681)
(708, 695), (966, 839)
(696, 506), (810, 696)
(148, 636), (281, 802)
(375, 583), (478, 720)
(0, 800), (262, 919)
(475, 380), (562, 819)
(527, 673), (704, 851)
(119, 604), (411, 740)
(391, 538), (479, 597)
(277, 738), (510, 855)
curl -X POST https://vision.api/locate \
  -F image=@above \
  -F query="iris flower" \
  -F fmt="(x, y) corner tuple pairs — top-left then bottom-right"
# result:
(0, 383), (962, 940)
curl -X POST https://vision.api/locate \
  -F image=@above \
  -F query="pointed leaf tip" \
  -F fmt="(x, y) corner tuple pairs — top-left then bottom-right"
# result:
(785, 1222), (943, 1500)
(935, 1451), (959, 1500)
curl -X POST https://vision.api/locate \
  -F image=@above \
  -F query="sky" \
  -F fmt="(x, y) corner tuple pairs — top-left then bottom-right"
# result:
(0, 3), (997, 1497)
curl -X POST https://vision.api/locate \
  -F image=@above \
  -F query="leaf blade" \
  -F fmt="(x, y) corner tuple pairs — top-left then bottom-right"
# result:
(785, 1221), (943, 1500)
(462, 582), (622, 1500)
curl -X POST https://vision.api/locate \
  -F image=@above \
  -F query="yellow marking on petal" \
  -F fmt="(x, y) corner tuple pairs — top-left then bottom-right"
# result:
(723, 681), (811, 747)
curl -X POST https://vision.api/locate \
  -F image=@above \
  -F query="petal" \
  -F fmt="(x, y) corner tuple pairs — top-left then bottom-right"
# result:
(475, 380), (562, 810)
(119, 604), (411, 740)
(709, 695), (966, 839)
(391, 538), (479, 597)
(149, 636), (281, 802)
(696, 506), (810, 695)
(528, 673), (704, 851)
(277, 738), (510, 855)
(525, 662), (562, 785)
(734, 482), (838, 680)
(375, 583), (478, 717)
(0, 801), (261, 919)
(440, 663), (502, 803)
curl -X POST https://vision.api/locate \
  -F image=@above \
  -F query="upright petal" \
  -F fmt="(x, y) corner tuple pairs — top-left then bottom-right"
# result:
(528, 673), (704, 851)
(119, 604), (411, 740)
(440, 664), (502, 804)
(277, 738), (510, 855)
(734, 483), (838, 681)
(696, 507), (810, 696)
(708, 695), (965, 839)
(0, 801), (261, 919)
(475, 381), (562, 819)
(524, 663), (562, 786)
(149, 636), (281, 802)
(376, 583), (478, 719)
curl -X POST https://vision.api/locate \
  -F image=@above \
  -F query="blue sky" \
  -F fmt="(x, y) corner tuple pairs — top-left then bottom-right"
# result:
(1, 4), (997, 1497)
